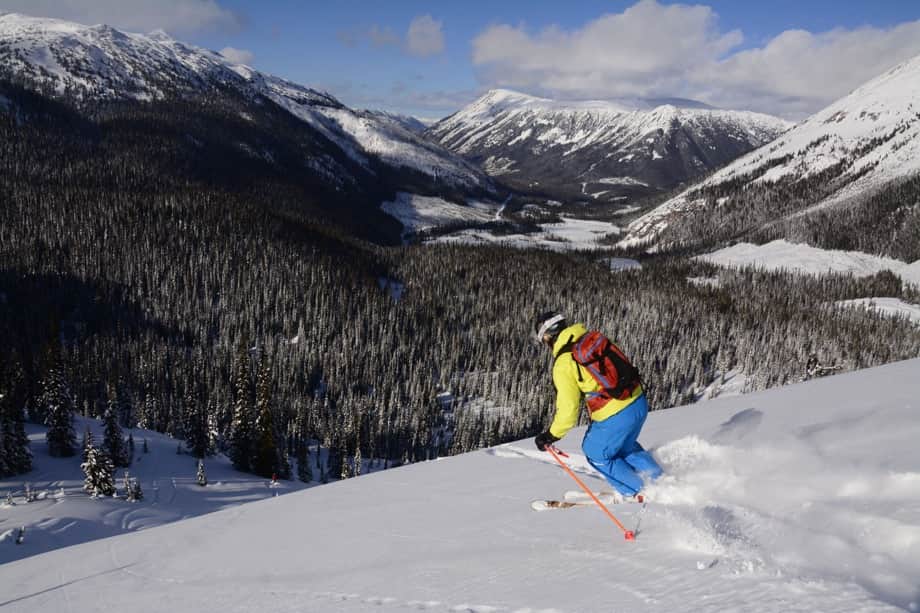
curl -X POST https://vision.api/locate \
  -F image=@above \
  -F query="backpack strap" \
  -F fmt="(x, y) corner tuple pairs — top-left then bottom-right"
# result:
(553, 334), (583, 383)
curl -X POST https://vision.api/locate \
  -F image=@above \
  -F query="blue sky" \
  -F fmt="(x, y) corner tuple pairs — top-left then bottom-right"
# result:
(3, 0), (920, 118)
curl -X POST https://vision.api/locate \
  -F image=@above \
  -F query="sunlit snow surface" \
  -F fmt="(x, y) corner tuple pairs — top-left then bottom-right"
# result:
(0, 417), (324, 565)
(433, 218), (621, 252)
(836, 298), (920, 325)
(2, 360), (919, 612)
(696, 239), (920, 288)
(381, 193), (496, 237)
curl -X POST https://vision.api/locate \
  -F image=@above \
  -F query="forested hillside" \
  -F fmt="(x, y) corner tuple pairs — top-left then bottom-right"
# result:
(4, 79), (920, 481)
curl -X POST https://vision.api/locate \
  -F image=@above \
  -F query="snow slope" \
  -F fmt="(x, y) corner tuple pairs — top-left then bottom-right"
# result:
(432, 217), (621, 252)
(697, 240), (908, 276)
(627, 52), (920, 246)
(0, 416), (316, 565)
(2, 359), (919, 612)
(0, 13), (490, 191)
(381, 192), (497, 238)
(836, 298), (920, 326)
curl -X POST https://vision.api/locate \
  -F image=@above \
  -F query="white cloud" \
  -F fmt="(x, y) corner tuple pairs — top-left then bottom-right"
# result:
(694, 22), (920, 117)
(368, 24), (400, 48)
(338, 15), (445, 59)
(471, 0), (920, 118)
(0, 0), (242, 35)
(219, 46), (253, 65)
(406, 15), (444, 57)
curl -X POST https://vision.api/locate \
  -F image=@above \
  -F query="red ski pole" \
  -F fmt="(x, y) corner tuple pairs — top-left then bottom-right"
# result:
(547, 446), (635, 541)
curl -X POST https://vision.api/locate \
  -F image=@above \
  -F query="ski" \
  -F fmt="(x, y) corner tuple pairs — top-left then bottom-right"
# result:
(531, 493), (617, 511)
(564, 490), (645, 504)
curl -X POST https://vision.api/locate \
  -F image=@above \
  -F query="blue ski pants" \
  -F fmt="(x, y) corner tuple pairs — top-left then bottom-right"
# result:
(581, 393), (663, 496)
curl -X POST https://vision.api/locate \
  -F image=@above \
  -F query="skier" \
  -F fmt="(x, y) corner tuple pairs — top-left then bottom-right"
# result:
(533, 311), (662, 499)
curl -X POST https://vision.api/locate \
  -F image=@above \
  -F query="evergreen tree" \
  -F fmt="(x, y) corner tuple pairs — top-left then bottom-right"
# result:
(183, 389), (210, 459)
(102, 388), (128, 467)
(82, 426), (94, 463)
(296, 441), (312, 483)
(130, 476), (144, 501)
(82, 439), (115, 497)
(251, 354), (280, 479)
(122, 471), (134, 500)
(0, 377), (32, 477)
(229, 346), (254, 472)
(196, 458), (207, 486)
(353, 443), (362, 477)
(43, 352), (76, 458)
(1, 353), (32, 477)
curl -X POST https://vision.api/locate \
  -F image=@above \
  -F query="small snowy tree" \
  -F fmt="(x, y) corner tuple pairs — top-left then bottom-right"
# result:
(124, 471), (143, 501)
(131, 478), (144, 501)
(353, 444), (362, 477)
(196, 458), (207, 487)
(82, 442), (116, 498)
(102, 389), (128, 467)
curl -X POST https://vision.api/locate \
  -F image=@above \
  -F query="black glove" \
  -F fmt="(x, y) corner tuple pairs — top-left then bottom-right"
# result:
(535, 431), (560, 452)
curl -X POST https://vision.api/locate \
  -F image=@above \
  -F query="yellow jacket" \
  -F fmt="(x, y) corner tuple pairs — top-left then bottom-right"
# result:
(549, 323), (643, 439)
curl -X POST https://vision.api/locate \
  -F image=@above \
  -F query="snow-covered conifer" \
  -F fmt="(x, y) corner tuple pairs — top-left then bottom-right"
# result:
(196, 458), (207, 486)
(82, 441), (115, 497)
(252, 354), (279, 479)
(43, 355), (76, 458)
(131, 477), (143, 501)
(296, 442), (312, 483)
(229, 345), (254, 472)
(102, 388), (128, 467)
(184, 389), (211, 459)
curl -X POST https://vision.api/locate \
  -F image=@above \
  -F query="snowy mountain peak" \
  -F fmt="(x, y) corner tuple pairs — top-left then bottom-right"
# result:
(431, 89), (790, 202)
(625, 52), (920, 249)
(0, 13), (493, 192)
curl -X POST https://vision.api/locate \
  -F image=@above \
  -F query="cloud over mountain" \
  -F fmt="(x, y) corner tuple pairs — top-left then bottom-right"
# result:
(472, 0), (920, 118)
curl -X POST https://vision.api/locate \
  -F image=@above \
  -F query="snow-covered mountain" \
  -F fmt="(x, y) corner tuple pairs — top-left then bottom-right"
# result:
(0, 13), (492, 193)
(3, 359), (918, 612)
(363, 110), (429, 135)
(429, 89), (791, 203)
(625, 53), (920, 251)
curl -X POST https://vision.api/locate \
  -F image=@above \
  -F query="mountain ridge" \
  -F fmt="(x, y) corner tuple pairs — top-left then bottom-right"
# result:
(429, 87), (791, 204)
(0, 12), (493, 196)
(624, 52), (920, 256)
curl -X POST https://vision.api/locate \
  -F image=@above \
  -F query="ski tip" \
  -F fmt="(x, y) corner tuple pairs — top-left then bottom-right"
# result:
(624, 530), (636, 541)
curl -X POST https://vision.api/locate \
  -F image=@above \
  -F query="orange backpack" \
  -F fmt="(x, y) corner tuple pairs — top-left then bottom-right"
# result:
(569, 331), (642, 412)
